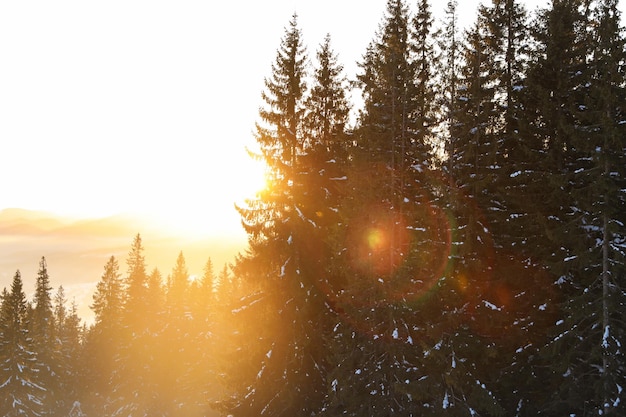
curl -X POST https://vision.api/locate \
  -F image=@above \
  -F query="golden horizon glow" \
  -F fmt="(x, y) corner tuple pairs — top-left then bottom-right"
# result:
(2, 152), (269, 241)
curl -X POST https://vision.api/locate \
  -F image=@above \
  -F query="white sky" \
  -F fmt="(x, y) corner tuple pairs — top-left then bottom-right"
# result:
(1, 0), (617, 237)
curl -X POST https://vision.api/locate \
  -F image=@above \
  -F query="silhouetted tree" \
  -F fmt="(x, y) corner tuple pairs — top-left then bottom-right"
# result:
(0, 271), (44, 416)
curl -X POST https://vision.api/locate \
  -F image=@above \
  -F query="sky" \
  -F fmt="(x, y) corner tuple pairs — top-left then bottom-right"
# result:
(1, 0), (618, 239)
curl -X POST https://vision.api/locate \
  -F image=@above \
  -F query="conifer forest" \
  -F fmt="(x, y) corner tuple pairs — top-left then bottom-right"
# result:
(2, 0), (625, 415)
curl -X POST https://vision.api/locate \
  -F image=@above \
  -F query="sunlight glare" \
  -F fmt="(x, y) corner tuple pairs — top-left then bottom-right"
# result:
(148, 154), (268, 239)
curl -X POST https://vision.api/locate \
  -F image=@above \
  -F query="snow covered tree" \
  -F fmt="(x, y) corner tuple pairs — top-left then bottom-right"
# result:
(532, 0), (626, 413)
(435, 0), (462, 172)
(184, 259), (220, 416)
(304, 33), (350, 156)
(229, 14), (339, 417)
(30, 256), (58, 414)
(53, 287), (83, 415)
(161, 252), (200, 415)
(111, 234), (164, 416)
(82, 255), (125, 414)
(411, 0), (436, 160)
(167, 250), (190, 315)
(322, 1), (490, 414)
(0, 271), (44, 416)
(355, 0), (422, 207)
(583, 3), (626, 411)
(90, 256), (125, 328)
(124, 233), (149, 322)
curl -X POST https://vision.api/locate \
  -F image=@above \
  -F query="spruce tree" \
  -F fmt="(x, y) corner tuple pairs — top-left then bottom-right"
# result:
(412, 0), (436, 160)
(168, 250), (190, 315)
(31, 256), (58, 414)
(355, 0), (418, 206)
(0, 271), (44, 417)
(53, 287), (83, 415)
(437, 1), (546, 413)
(324, 2), (481, 414)
(91, 255), (125, 327)
(163, 252), (196, 415)
(186, 259), (219, 416)
(304, 34), (350, 156)
(300, 32), (351, 303)
(536, 0), (626, 413)
(83, 255), (125, 414)
(110, 234), (155, 416)
(230, 14), (335, 417)
(116, 234), (175, 416)
(124, 233), (149, 322)
(436, 0), (462, 173)
(585, 2), (626, 412)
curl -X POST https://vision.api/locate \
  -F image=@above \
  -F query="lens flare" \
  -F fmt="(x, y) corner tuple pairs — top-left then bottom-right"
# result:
(366, 228), (385, 251)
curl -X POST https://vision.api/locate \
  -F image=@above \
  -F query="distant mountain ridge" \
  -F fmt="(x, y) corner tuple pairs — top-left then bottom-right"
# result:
(0, 208), (71, 234)
(0, 208), (157, 237)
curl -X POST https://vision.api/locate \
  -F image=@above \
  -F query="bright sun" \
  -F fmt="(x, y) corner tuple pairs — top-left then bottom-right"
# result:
(146, 153), (268, 239)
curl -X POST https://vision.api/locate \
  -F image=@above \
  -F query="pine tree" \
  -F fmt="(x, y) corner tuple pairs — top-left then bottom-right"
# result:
(53, 287), (83, 415)
(91, 255), (125, 327)
(112, 234), (161, 416)
(229, 14), (336, 417)
(168, 250), (190, 315)
(355, 0), (417, 209)
(412, 0), (436, 161)
(124, 233), (149, 322)
(185, 259), (219, 416)
(481, 0), (530, 247)
(30, 256), (58, 414)
(0, 271), (44, 416)
(83, 255), (125, 414)
(162, 252), (197, 415)
(142, 267), (174, 416)
(304, 33), (350, 156)
(323, 2), (478, 414)
(436, 1), (543, 413)
(436, 0), (462, 173)
(585, 2), (626, 412)
(536, 0), (626, 413)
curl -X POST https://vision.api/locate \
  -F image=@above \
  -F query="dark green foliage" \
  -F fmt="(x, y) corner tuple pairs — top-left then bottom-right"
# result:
(0, 271), (44, 417)
(30, 257), (59, 415)
(526, 1), (626, 414)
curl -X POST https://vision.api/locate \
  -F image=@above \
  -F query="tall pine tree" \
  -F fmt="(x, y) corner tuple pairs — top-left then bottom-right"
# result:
(0, 271), (44, 417)
(230, 14), (333, 417)
(30, 256), (58, 414)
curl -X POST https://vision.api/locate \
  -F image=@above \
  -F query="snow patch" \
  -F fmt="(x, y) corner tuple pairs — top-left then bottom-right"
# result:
(602, 326), (610, 348)
(483, 300), (500, 311)
(280, 258), (290, 277)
